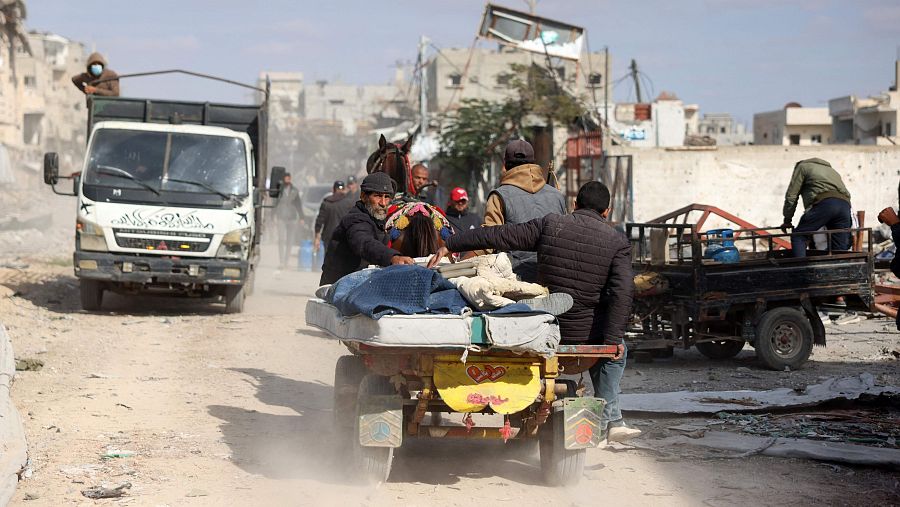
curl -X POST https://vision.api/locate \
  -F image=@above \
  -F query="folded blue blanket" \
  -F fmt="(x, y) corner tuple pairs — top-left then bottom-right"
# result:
(327, 265), (469, 319)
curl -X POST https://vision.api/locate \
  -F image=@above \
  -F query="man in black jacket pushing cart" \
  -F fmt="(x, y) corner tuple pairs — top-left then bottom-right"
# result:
(428, 181), (640, 442)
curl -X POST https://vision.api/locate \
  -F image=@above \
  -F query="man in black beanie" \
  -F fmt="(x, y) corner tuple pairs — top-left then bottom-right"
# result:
(320, 172), (415, 285)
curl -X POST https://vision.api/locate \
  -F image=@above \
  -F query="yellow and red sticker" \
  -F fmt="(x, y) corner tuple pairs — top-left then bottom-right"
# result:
(434, 358), (541, 415)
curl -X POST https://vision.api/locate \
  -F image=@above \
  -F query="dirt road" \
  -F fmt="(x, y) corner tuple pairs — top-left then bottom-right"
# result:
(2, 248), (897, 506)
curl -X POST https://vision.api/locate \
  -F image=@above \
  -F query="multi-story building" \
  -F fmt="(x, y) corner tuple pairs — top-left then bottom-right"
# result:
(695, 112), (751, 146)
(753, 104), (831, 146)
(828, 61), (899, 145)
(425, 46), (609, 115)
(0, 31), (88, 175)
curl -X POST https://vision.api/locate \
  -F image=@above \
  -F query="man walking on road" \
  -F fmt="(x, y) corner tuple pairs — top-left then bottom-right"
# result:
(314, 180), (354, 255)
(428, 181), (640, 442)
(482, 139), (567, 281)
(781, 158), (852, 257)
(320, 172), (415, 285)
(274, 173), (304, 269)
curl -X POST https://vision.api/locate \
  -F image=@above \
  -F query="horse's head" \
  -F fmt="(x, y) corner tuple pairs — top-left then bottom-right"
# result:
(366, 134), (415, 196)
(385, 202), (452, 258)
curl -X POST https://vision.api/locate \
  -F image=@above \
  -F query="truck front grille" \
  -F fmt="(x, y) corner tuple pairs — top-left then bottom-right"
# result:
(113, 229), (213, 253)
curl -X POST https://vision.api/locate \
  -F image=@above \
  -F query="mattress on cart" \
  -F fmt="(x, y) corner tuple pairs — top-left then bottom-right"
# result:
(305, 299), (561, 355)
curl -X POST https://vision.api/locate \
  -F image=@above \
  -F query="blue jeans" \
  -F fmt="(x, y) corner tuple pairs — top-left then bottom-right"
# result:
(589, 345), (626, 430)
(791, 198), (852, 258)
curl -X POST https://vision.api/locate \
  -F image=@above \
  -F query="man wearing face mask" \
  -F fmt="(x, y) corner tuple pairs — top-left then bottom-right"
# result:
(72, 52), (120, 97)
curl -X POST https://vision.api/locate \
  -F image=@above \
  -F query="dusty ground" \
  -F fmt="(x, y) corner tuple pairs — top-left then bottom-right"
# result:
(1, 178), (899, 506)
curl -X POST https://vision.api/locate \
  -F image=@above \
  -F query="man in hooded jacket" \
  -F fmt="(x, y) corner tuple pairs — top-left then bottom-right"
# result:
(72, 52), (120, 97)
(481, 139), (567, 281)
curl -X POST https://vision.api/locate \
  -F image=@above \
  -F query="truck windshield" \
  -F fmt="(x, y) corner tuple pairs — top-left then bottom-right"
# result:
(83, 129), (249, 204)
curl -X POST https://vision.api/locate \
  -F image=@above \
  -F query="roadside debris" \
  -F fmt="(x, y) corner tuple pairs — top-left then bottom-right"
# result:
(620, 373), (899, 414)
(716, 410), (899, 447)
(14, 358), (42, 371)
(81, 482), (131, 499)
(646, 431), (900, 467)
(103, 449), (135, 459)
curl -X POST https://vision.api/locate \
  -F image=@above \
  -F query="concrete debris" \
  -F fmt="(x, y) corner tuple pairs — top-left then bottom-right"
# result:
(620, 373), (900, 414)
(14, 358), (43, 371)
(716, 410), (899, 447)
(648, 431), (900, 467)
(81, 482), (131, 499)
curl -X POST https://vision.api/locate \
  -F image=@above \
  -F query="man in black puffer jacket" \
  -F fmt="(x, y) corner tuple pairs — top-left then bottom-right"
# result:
(428, 181), (639, 442)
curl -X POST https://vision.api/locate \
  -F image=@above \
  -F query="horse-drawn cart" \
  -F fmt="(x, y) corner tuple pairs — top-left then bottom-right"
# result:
(306, 298), (617, 486)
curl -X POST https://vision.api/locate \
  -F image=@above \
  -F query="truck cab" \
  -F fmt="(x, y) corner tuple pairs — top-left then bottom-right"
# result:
(44, 94), (280, 313)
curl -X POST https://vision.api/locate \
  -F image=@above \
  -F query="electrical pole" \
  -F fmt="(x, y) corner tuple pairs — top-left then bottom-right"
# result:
(630, 59), (643, 103)
(604, 46), (609, 125)
(418, 35), (429, 137)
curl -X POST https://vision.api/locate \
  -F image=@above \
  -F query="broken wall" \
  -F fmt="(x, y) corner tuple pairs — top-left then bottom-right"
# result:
(607, 145), (900, 228)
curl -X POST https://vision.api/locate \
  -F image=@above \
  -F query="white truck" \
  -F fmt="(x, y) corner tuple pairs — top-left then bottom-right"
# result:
(43, 88), (284, 313)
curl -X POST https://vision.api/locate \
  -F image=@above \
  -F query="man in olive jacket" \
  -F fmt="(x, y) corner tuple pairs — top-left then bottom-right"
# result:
(428, 181), (640, 442)
(781, 158), (852, 257)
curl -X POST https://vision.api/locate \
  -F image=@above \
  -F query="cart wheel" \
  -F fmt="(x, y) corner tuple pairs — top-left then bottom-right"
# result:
(80, 280), (104, 311)
(539, 410), (585, 487)
(354, 374), (395, 484)
(333, 355), (367, 430)
(755, 307), (814, 370)
(695, 340), (744, 360)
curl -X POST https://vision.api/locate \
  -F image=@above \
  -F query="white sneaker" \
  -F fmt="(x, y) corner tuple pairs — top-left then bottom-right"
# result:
(607, 425), (642, 442)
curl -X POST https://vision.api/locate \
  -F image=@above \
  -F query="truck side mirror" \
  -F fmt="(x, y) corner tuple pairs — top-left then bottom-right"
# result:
(269, 166), (286, 198)
(43, 152), (59, 185)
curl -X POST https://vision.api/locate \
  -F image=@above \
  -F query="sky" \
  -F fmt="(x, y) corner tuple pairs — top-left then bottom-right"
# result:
(28, 0), (900, 126)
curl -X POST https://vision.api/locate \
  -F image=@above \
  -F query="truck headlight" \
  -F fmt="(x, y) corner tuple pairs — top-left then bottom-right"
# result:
(77, 218), (108, 252)
(217, 228), (251, 259)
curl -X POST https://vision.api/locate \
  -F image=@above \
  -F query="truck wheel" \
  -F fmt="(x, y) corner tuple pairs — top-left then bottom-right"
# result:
(334, 355), (367, 431)
(696, 340), (744, 360)
(755, 307), (813, 370)
(539, 410), (585, 487)
(223, 285), (245, 314)
(80, 280), (103, 311)
(354, 374), (395, 484)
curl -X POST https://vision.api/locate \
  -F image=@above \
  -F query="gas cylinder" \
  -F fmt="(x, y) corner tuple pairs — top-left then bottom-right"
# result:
(704, 229), (740, 264)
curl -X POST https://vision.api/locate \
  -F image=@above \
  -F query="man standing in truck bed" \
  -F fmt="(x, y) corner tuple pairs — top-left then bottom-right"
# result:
(781, 158), (852, 257)
(71, 52), (120, 97)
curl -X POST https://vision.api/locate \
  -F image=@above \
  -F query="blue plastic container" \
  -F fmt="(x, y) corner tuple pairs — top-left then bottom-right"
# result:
(298, 240), (314, 271)
(704, 229), (740, 264)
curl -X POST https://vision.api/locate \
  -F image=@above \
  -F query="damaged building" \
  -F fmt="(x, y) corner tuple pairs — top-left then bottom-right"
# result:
(0, 30), (87, 183)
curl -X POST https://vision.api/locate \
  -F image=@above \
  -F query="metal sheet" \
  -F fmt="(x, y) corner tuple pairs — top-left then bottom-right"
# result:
(562, 397), (606, 449)
(358, 395), (403, 448)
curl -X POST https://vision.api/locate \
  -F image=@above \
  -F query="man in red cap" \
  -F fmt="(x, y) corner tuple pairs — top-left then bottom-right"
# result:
(445, 187), (481, 235)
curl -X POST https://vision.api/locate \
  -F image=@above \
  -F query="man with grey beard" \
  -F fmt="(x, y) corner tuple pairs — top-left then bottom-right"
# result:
(320, 172), (415, 285)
